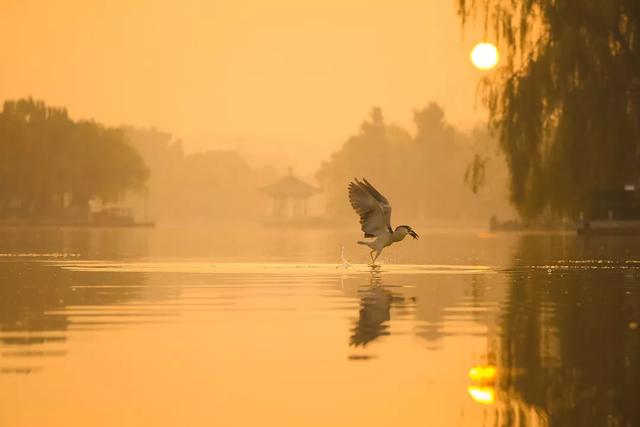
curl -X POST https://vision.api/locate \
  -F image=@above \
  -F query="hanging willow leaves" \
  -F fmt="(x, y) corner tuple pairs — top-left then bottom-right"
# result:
(457, 0), (640, 220)
(465, 153), (488, 194)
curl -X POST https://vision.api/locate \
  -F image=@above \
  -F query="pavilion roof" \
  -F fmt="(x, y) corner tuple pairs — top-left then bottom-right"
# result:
(260, 172), (320, 198)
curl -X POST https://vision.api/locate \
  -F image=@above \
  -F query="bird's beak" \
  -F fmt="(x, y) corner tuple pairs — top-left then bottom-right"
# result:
(410, 230), (419, 239)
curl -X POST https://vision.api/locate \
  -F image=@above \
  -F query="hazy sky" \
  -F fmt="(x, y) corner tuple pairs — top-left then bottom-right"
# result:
(1, 0), (490, 171)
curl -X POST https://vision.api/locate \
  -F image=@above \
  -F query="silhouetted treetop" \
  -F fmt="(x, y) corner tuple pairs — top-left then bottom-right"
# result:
(316, 104), (511, 222)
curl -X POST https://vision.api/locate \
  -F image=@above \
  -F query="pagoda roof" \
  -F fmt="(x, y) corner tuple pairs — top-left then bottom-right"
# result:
(260, 172), (320, 198)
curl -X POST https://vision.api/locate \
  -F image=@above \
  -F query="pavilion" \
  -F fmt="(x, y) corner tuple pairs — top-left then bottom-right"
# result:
(260, 170), (320, 218)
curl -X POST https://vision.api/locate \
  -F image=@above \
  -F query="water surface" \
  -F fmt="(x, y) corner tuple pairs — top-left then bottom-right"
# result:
(0, 226), (639, 426)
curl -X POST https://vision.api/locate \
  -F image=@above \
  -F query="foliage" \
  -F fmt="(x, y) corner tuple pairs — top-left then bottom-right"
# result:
(316, 103), (511, 222)
(125, 127), (276, 223)
(0, 98), (148, 219)
(457, 0), (640, 219)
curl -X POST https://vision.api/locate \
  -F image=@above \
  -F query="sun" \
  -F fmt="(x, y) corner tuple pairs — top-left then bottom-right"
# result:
(470, 43), (499, 70)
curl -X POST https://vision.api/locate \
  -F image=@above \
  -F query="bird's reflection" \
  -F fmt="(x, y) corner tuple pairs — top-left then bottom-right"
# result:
(350, 271), (405, 347)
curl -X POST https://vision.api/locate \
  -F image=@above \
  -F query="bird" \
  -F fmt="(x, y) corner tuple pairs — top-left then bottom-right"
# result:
(348, 178), (419, 265)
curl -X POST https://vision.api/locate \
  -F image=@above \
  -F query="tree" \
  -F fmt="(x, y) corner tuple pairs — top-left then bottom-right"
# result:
(66, 121), (148, 213)
(316, 107), (414, 217)
(0, 98), (148, 219)
(0, 98), (74, 216)
(457, 1), (640, 220)
(316, 104), (511, 222)
(125, 126), (276, 224)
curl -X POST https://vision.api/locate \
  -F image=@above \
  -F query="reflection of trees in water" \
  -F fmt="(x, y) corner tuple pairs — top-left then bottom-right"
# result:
(0, 227), (149, 259)
(0, 259), (181, 375)
(0, 229), (154, 374)
(412, 275), (475, 347)
(0, 262), (148, 346)
(496, 235), (640, 426)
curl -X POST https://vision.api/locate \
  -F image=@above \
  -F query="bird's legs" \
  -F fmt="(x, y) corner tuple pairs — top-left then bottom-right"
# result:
(369, 250), (381, 267)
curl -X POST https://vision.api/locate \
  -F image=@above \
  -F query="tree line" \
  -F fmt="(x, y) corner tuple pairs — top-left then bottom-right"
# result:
(0, 97), (509, 225)
(0, 98), (148, 220)
(124, 127), (276, 224)
(316, 103), (511, 224)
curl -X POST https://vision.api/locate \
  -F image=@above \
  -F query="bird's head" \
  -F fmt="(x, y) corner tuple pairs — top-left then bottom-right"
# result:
(395, 225), (419, 239)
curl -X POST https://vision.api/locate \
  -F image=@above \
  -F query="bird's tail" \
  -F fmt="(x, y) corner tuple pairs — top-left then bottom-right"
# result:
(357, 240), (375, 249)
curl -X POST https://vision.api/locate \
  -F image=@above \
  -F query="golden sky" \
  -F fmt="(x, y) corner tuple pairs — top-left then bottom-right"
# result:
(0, 0), (489, 171)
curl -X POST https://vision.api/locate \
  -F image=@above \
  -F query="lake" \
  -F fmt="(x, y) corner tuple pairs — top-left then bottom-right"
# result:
(0, 225), (639, 426)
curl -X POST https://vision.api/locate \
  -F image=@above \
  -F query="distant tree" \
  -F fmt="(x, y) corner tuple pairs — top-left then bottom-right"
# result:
(316, 104), (511, 223)
(67, 121), (148, 214)
(125, 127), (275, 224)
(0, 98), (148, 219)
(0, 98), (74, 216)
(411, 103), (471, 218)
(316, 107), (413, 217)
(457, 1), (640, 220)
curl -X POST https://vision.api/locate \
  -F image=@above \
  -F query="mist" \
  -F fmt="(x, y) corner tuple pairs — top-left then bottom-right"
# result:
(0, 97), (511, 227)
(0, 0), (490, 172)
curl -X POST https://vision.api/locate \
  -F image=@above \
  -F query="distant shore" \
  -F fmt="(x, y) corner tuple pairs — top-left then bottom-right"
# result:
(0, 220), (155, 228)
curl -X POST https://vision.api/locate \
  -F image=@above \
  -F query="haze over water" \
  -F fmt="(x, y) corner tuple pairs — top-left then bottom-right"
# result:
(1, 226), (639, 426)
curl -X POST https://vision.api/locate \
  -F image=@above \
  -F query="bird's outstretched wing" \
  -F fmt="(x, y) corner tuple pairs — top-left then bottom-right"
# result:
(348, 178), (393, 238)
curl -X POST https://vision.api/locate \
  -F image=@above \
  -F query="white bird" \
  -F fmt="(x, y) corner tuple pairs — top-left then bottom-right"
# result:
(348, 178), (419, 265)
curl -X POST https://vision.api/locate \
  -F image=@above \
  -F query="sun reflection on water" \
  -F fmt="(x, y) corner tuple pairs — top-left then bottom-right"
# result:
(467, 385), (495, 405)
